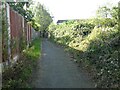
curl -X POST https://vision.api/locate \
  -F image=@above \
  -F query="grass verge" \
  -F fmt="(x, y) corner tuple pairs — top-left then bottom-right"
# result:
(2, 38), (41, 88)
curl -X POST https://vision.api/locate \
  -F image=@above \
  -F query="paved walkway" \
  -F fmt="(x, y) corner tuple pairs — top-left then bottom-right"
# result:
(30, 39), (95, 88)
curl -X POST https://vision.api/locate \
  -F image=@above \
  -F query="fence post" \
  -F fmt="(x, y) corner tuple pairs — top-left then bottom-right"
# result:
(0, 1), (2, 65)
(6, 3), (11, 66)
(0, 2), (2, 89)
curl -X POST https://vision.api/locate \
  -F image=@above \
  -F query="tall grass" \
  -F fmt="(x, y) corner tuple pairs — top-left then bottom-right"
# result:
(23, 38), (41, 60)
(2, 38), (41, 88)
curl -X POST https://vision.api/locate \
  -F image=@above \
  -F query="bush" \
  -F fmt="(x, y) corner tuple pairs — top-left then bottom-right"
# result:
(48, 19), (119, 88)
(2, 38), (41, 88)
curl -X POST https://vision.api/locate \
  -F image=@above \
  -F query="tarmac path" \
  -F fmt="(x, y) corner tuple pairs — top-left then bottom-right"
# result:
(30, 39), (95, 88)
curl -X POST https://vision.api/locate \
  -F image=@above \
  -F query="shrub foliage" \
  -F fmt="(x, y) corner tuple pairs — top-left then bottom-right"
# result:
(48, 17), (119, 88)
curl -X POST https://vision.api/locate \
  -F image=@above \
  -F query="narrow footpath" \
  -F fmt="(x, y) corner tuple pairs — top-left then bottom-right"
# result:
(30, 39), (95, 88)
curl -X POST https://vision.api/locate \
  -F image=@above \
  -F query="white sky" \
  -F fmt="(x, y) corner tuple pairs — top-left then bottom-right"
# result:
(33, 0), (119, 21)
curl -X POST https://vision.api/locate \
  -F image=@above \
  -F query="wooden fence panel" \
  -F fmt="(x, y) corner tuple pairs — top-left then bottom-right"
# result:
(2, 3), (39, 69)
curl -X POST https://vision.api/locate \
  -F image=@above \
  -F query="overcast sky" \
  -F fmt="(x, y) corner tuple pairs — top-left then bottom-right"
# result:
(33, 0), (119, 21)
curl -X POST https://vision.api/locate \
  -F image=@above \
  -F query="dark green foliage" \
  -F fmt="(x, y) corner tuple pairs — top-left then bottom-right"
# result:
(82, 28), (119, 88)
(8, 2), (33, 21)
(7, 1), (52, 31)
(2, 3), (8, 62)
(48, 17), (119, 88)
(2, 38), (41, 88)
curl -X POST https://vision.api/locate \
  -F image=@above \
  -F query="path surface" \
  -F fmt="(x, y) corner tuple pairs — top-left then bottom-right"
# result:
(30, 39), (95, 88)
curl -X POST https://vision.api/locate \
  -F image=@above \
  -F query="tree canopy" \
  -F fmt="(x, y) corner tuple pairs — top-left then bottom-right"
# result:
(8, 0), (53, 31)
(30, 2), (53, 31)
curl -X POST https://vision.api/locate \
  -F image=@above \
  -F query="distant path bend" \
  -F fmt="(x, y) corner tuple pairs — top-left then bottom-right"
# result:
(30, 39), (95, 88)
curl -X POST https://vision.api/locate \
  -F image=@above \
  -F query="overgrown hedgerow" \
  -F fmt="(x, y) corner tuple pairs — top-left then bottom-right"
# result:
(48, 21), (119, 88)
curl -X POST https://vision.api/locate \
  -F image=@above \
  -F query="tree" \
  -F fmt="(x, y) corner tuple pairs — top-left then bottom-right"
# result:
(110, 6), (119, 25)
(31, 2), (53, 31)
(7, 1), (52, 31)
(8, 0), (33, 22)
(96, 6), (111, 18)
(96, 5), (118, 27)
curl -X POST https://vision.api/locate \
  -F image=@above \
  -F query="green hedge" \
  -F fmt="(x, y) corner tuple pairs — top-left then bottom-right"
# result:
(48, 20), (119, 88)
